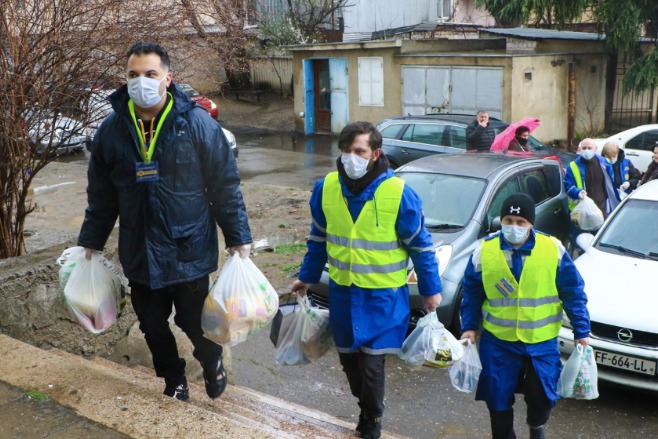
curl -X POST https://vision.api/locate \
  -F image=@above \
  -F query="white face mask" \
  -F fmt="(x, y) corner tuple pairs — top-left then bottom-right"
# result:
(127, 76), (167, 108)
(341, 153), (371, 180)
(608, 156), (618, 164)
(501, 224), (530, 245)
(580, 149), (595, 161)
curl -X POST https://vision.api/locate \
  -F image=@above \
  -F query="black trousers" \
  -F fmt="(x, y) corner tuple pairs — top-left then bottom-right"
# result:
(338, 351), (386, 419)
(489, 357), (552, 439)
(129, 277), (222, 386)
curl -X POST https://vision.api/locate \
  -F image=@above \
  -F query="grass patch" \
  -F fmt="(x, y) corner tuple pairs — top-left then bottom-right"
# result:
(273, 243), (306, 255)
(25, 391), (49, 400)
(281, 262), (302, 275)
(278, 224), (286, 228)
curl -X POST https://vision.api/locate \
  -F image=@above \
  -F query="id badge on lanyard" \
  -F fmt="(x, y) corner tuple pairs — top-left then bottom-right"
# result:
(136, 161), (159, 182)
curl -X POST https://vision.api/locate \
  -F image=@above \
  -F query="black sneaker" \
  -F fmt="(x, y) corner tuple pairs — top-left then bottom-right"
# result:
(163, 376), (189, 402)
(203, 354), (228, 399)
(529, 425), (546, 439)
(360, 416), (381, 439)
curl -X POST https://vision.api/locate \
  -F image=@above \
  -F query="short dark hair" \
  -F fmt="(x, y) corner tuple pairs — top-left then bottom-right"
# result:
(126, 42), (171, 70)
(515, 126), (530, 136)
(338, 121), (382, 151)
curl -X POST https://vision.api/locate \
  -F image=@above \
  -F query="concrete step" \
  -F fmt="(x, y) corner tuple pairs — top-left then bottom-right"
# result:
(0, 335), (407, 439)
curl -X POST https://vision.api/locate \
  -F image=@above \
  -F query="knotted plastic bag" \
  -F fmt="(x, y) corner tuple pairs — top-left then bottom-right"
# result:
(570, 196), (604, 231)
(58, 247), (124, 334)
(399, 312), (464, 368)
(201, 253), (279, 346)
(448, 339), (482, 393)
(557, 344), (599, 399)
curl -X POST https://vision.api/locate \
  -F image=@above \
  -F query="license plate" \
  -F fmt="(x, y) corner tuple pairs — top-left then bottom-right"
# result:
(593, 349), (657, 376)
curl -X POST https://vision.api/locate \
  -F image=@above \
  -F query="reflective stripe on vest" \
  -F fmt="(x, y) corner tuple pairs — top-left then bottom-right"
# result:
(481, 234), (563, 343)
(322, 172), (408, 288)
(568, 161), (584, 211)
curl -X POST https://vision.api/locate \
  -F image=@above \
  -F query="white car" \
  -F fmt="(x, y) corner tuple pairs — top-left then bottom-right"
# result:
(25, 108), (93, 155)
(558, 180), (658, 391)
(593, 124), (658, 173)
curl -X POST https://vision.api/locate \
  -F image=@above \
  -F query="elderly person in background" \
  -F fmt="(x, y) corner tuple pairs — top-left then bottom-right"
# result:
(639, 143), (658, 186)
(600, 141), (640, 196)
(467, 111), (496, 151)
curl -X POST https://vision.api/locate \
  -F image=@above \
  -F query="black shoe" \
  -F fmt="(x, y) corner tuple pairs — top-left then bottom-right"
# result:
(360, 416), (381, 439)
(355, 412), (366, 436)
(203, 354), (228, 399)
(529, 425), (546, 439)
(163, 376), (189, 401)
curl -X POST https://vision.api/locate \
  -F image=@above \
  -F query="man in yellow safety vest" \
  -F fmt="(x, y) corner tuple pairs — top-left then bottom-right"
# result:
(460, 193), (591, 439)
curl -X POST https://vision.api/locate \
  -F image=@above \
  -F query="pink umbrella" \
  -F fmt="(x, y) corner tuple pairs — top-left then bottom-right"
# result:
(490, 117), (541, 151)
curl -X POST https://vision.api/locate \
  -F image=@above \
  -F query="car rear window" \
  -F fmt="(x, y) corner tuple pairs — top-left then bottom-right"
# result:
(380, 124), (405, 139)
(401, 123), (448, 146)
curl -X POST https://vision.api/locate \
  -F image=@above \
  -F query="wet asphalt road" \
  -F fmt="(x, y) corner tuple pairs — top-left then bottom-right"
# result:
(227, 130), (658, 439)
(69, 129), (658, 438)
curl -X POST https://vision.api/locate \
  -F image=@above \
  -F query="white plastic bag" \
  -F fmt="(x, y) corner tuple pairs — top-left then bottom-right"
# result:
(399, 312), (464, 368)
(570, 196), (604, 231)
(449, 339), (482, 393)
(58, 247), (123, 334)
(274, 295), (332, 366)
(201, 253), (279, 346)
(557, 344), (599, 399)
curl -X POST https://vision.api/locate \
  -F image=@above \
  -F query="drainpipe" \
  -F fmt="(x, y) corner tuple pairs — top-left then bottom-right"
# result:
(567, 62), (576, 151)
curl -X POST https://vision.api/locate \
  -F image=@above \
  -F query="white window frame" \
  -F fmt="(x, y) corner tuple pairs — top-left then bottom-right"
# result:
(438, 0), (453, 19)
(358, 57), (384, 107)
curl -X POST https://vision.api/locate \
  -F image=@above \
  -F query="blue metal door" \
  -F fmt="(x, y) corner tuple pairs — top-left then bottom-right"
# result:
(303, 59), (315, 135)
(329, 58), (349, 133)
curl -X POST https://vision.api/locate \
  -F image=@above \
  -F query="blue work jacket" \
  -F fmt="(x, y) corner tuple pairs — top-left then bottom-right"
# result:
(298, 168), (442, 354)
(78, 83), (251, 289)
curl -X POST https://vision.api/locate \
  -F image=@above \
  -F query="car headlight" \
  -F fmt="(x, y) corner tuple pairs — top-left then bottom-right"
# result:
(210, 100), (217, 110)
(435, 244), (452, 277)
(562, 312), (572, 329)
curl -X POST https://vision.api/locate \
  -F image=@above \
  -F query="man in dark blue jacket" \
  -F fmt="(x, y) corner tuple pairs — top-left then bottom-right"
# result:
(78, 42), (252, 402)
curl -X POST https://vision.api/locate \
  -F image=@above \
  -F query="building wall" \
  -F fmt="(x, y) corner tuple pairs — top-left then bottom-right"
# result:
(249, 56), (293, 96)
(342, 0), (437, 39)
(509, 54), (606, 144)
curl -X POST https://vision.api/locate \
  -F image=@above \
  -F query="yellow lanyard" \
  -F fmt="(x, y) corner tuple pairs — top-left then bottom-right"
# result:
(128, 93), (174, 163)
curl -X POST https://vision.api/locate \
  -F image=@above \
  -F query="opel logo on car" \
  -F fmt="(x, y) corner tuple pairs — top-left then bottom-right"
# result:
(617, 328), (633, 342)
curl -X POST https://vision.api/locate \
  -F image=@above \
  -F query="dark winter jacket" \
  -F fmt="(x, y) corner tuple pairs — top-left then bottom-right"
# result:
(78, 83), (251, 289)
(640, 160), (658, 186)
(466, 119), (496, 151)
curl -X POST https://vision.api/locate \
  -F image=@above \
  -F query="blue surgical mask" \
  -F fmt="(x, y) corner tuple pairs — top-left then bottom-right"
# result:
(340, 153), (370, 180)
(580, 149), (595, 161)
(127, 76), (167, 108)
(501, 225), (530, 245)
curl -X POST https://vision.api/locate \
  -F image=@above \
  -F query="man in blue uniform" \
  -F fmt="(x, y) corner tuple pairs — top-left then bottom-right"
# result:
(291, 121), (442, 439)
(460, 193), (590, 439)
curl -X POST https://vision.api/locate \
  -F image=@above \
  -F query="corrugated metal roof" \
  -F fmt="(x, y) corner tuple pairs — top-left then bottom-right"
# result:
(481, 27), (606, 41)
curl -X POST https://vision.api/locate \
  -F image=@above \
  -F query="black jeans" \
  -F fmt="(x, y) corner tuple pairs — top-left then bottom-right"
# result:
(489, 357), (552, 439)
(129, 277), (222, 385)
(338, 351), (386, 419)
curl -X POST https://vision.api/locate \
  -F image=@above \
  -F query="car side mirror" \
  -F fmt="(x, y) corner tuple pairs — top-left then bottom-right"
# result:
(490, 216), (502, 233)
(575, 233), (595, 251)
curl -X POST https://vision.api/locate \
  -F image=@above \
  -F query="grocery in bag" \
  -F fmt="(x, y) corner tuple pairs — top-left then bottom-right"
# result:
(448, 339), (482, 393)
(58, 247), (125, 334)
(570, 196), (604, 231)
(274, 295), (332, 366)
(201, 253), (279, 346)
(399, 312), (464, 368)
(557, 344), (599, 399)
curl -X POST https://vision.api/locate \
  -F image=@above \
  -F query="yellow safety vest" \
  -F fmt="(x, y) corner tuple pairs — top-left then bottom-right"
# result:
(481, 234), (563, 343)
(568, 161), (584, 211)
(322, 172), (408, 288)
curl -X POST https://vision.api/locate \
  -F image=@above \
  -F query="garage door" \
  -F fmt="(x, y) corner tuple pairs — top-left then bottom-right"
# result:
(402, 66), (503, 119)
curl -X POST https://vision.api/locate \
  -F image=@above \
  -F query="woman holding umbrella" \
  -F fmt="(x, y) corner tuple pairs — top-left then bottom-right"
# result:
(490, 117), (540, 152)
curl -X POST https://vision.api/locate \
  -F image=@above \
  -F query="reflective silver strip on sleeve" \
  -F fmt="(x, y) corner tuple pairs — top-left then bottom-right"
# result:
(312, 217), (326, 233)
(401, 221), (422, 246)
(483, 310), (563, 329)
(328, 256), (407, 274)
(488, 296), (561, 308)
(408, 245), (434, 253)
(308, 235), (326, 243)
(326, 234), (400, 250)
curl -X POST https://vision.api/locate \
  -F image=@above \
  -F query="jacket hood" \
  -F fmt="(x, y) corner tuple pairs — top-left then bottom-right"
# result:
(108, 82), (197, 116)
(340, 168), (394, 202)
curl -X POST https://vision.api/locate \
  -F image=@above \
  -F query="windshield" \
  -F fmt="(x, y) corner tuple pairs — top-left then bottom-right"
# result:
(398, 172), (486, 228)
(595, 199), (658, 259)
